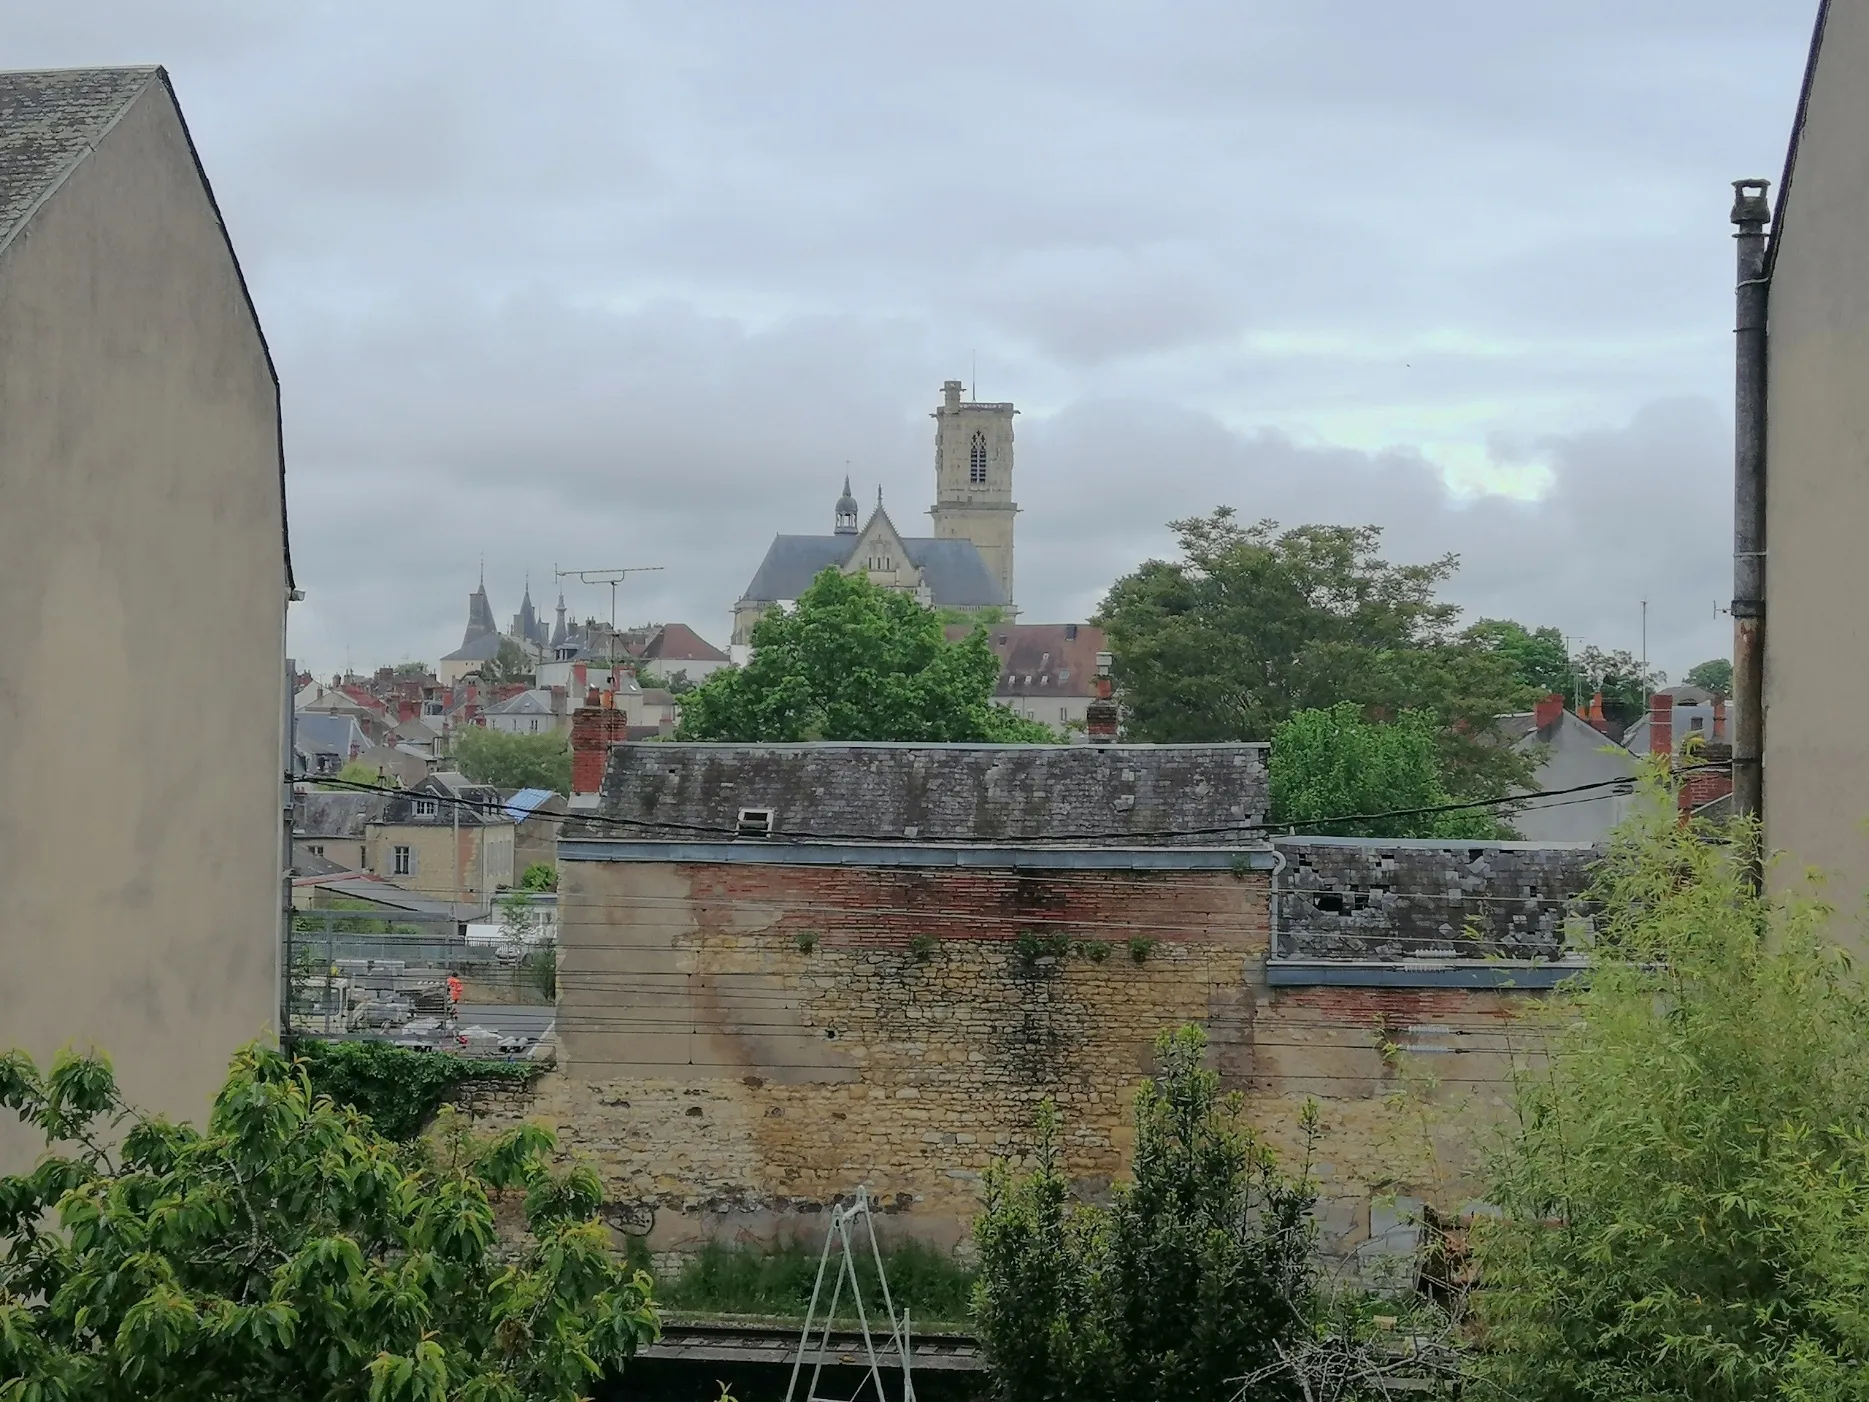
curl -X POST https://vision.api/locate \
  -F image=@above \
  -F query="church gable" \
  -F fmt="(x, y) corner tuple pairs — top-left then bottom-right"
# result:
(845, 503), (923, 593)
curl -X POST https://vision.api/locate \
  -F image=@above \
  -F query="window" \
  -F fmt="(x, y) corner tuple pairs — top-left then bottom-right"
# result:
(529, 718), (540, 733)
(736, 808), (774, 837)
(307, 844), (324, 857)
(969, 430), (988, 483)
(392, 845), (412, 876)
(413, 799), (438, 818)
(1060, 707), (1068, 721)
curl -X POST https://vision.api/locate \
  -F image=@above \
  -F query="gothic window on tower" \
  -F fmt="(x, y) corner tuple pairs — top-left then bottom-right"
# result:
(969, 430), (988, 484)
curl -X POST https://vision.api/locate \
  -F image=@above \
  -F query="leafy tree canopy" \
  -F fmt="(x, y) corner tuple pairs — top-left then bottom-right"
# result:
(1464, 618), (1572, 699)
(392, 662), (433, 679)
(1475, 800), (1869, 1399)
(677, 569), (1055, 743)
(0, 1043), (656, 1401)
(973, 1026), (1316, 1402)
(470, 638), (535, 687)
(1269, 702), (1512, 839)
(451, 727), (571, 794)
(1097, 510), (1534, 801)
(1571, 645), (1663, 727)
(1686, 657), (1733, 696)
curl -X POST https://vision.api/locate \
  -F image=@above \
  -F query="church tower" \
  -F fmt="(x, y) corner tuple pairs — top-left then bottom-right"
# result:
(928, 379), (1017, 608)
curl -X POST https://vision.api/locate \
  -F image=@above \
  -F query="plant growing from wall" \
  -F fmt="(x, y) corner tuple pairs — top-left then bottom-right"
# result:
(1014, 930), (1072, 971)
(794, 931), (819, 954)
(908, 933), (939, 962)
(1126, 936), (1157, 964)
(0, 1042), (655, 1400)
(973, 1026), (1317, 1402)
(292, 1038), (539, 1140)
(520, 861), (558, 891)
(1074, 938), (1112, 963)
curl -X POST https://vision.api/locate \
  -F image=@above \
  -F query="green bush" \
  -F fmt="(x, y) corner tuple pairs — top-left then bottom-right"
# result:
(973, 1026), (1316, 1402)
(293, 1038), (538, 1140)
(0, 1042), (654, 1399)
(657, 1238), (975, 1327)
(1474, 797), (1869, 1399)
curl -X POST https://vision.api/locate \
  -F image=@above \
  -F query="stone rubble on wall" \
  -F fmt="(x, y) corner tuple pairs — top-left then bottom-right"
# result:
(1272, 836), (1598, 960)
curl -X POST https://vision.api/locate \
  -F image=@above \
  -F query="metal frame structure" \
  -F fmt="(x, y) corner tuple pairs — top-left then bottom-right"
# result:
(785, 1187), (916, 1402)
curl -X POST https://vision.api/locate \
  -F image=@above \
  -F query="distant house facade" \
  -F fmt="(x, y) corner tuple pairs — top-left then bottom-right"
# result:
(292, 791), (387, 873)
(0, 67), (290, 1167)
(363, 772), (516, 906)
(293, 712), (369, 776)
(482, 687), (569, 736)
(952, 621), (1106, 739)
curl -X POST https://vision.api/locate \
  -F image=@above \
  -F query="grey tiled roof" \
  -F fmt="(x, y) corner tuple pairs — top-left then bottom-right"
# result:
(294, 792), (387, 838)
(740, 535), (1007, 608)
(580, 742), (1269, 846)
(441, 631), (504, 663)
(0, 67), (158, 256)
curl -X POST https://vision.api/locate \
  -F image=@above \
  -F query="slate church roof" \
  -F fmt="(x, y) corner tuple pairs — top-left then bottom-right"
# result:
(741, 534), (1004, 607)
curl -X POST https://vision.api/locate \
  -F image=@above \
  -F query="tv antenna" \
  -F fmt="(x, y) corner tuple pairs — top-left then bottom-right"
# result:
(554, 565), (664, 667)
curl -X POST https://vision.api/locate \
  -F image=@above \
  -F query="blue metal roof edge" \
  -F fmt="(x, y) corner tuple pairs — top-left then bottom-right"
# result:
(557, 839), (1276, 871)
(1265, 958), (1587, 989)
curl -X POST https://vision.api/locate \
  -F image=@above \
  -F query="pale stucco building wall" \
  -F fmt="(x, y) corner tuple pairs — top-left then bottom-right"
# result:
(1761, 0), (1869, 933)
(0, 68), (289, 1167)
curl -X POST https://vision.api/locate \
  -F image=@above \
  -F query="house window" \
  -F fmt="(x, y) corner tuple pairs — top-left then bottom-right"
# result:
(413, 799), (438, 818)
(529, 718), (540, 733)
(307, 844), (324, 857)
(736, 808), (774, 837)
(969, 430), (987, 484)
(1060, 707), (1068, 721)
(392, 845), (411, 876)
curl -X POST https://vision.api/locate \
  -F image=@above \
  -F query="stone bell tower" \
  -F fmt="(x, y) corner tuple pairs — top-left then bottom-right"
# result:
(928, 379), (1017, 608)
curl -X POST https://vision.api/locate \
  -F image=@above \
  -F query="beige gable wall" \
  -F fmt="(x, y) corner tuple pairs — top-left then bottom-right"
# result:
(1763, 0), (1869, 937)
(0, 79), (287, 1165)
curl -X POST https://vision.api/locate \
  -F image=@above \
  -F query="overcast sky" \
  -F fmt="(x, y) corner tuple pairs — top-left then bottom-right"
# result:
(6, 2), (1820, 679)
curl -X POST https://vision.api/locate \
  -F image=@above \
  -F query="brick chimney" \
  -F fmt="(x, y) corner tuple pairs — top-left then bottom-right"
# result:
(1086, 651), (1118, 744)
(1584, 691), (1610, 734)
(1712, 695), (1727, 742)
(1533, 693), (1564, 738)
(1649, 692), (1673, 761)
(570, 695), (628, 796)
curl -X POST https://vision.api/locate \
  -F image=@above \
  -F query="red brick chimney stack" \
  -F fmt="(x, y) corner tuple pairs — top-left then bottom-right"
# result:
(570, 691), (627, 796)
(1649, 692), (1673, 762)
(1086, 651), (1118, 744)
(1585, 691), (1611, 734)
(1533, 693), (1564, 737)
(1712, 695), (1727, 742)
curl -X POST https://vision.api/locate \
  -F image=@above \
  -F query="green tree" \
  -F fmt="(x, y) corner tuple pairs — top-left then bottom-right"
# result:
(973, 1026), (1316, 1402)
(1269, 702), (1512, 839)
(1571, 645), (1662, 727)
(1464, 618), (1573, 699)
(677, 569), (1055, 743)
(1474, 798), (1869, 1399)
(0, 1042), (656, 1400)
(452, 727), (571, 793)
(1097, 510), (1535, 802)
(520, 863), (557, 892)
(392, 661), (432, 679)
(1686, 657), (1733, 696)
(472, 638), (535, 687)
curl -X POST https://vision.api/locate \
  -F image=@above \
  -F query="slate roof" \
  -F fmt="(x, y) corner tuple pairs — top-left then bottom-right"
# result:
(0, 67), (158, 255)
(441, 631), (504, 663)
(483, 689), (554, 716)
(948, 622), (1107, 700)
(294, 791), (387, 838)
(740, 535), (1006, 607)
(502, 788), (560, 822)
(642, 622), (729, 664)
(579, 742), (1269, 847)
(294, 712), (367, 758)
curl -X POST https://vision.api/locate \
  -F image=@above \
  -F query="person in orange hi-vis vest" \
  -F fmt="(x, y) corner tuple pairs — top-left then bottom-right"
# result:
(446, 974), (463, 1024)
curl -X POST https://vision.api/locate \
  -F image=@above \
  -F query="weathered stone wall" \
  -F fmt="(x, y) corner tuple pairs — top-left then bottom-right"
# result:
(1273, 836), (1597, 959)
(459, 853), (1553, 1260)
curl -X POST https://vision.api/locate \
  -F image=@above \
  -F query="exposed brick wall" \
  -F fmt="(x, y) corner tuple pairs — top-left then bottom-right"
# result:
(459, 855), (1552, 1259)
(1273, 837), (1596, 959)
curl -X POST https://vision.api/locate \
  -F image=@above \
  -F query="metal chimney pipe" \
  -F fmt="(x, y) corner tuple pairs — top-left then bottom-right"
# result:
(1730, 178), (1772, 866)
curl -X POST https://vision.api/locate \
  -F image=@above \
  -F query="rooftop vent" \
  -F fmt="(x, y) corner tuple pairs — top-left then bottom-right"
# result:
(736, 808), (774, 838)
